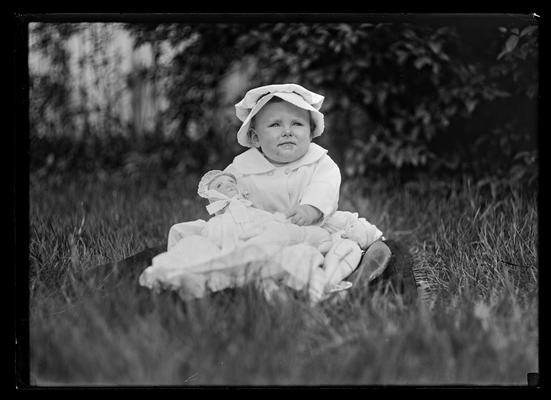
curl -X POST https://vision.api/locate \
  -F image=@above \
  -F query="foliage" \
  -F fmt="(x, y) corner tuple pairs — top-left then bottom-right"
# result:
(28, 23), (81, 139)
(28, 19), (538, 188)
(30, 133), (231, 186)
(29, 23), (135, 142)
(124, 20), (539, 185)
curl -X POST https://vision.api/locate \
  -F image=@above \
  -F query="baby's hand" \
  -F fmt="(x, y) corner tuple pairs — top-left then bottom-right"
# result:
(285, 205), (322, 226)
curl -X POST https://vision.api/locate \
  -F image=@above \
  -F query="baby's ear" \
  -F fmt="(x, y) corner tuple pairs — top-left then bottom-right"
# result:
(248, 129), (260, 147)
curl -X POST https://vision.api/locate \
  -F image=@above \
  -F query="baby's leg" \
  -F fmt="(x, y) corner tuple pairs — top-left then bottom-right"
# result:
(275, 224), (332, 252)
(244, 222), (295, 246)
(344, 239), (418, 304)
(275, 244), (327, 304)
(244, 222), (331, 250)
(301, 226), (333, 252)
(347, 240), (392, 288)
(323, 238), (363, 288)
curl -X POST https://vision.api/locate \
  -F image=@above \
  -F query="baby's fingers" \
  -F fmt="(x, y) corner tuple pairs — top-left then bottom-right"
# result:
(290, 215), (305, 226)
(285, 208), (297, 218)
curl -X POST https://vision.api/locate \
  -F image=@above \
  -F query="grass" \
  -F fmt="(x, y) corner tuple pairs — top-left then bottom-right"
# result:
(27, 170), (538, 386)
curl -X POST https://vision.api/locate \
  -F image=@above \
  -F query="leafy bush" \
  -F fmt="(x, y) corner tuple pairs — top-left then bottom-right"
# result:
(29, 18), (538, 189)
(127, 20), (537, 178)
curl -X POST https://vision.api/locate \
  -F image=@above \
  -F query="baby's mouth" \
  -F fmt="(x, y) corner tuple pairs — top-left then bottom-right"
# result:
(278, 142), (296, 147)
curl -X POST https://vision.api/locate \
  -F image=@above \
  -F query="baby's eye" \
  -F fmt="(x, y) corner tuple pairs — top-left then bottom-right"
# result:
(293, 121), (304, 126)
(269, 122), (280, 127)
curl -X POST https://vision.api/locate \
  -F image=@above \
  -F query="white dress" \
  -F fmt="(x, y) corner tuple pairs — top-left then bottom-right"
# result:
(224, 143), (341, 223)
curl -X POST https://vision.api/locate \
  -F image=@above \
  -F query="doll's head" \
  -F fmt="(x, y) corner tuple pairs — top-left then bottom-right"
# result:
(197, 170), (239, 201)
(234, 84), (325, 164)
(207, 174), (239, 198)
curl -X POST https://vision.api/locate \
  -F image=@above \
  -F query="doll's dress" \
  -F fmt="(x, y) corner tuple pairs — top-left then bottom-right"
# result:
(139, 193), (332, 302)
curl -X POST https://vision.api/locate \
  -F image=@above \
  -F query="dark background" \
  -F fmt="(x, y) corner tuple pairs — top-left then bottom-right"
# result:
(27, 15), (538, 193)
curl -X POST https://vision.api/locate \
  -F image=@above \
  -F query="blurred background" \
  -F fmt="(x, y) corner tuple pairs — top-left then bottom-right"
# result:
(28, 17), (538, 190)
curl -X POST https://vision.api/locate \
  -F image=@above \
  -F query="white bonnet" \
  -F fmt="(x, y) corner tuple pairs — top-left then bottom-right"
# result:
(234, 83), (325, 147)
(197, 170), (237, 199)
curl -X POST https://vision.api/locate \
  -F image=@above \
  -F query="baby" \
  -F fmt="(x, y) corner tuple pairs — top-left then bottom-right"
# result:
(167, 83), (337, 247)
(166, 83), (391, 299)
(224, 83), (390, 285)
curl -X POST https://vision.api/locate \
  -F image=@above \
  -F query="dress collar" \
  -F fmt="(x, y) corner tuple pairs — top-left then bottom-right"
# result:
(232, 143), (328, 174)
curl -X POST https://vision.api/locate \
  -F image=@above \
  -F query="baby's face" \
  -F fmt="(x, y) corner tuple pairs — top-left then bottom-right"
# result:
(250, 101), (312, 164)
(208, 175), (239, 198)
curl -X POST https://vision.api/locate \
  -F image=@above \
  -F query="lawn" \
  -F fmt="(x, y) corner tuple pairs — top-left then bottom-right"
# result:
(26, 170), (538, 386)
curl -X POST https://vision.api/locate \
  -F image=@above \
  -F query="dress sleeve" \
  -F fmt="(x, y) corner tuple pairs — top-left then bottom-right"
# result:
(300, 155), (341, 222)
